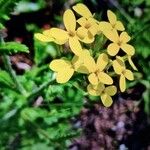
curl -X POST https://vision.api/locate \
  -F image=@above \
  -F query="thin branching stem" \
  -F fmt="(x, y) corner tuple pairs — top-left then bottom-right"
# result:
(27, 79), (56, 101)
(0, 36), (27, 96)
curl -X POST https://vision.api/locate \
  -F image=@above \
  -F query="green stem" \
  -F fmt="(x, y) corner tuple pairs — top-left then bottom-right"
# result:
(3, 54), (28, 95)
(0, 37), (27, 96)
(27, 79), (56, 101)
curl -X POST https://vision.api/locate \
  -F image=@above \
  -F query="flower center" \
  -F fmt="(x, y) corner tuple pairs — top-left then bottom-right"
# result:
(117, 40), (122, 46)
(122, 69), (126, 75)
(84, 23), (91, 29)
(68, 31), (75, 37)
(112, 23), (116, 28)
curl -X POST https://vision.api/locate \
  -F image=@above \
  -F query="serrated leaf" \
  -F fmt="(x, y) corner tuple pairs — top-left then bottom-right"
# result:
(0, 70), (14, 87)
(0, 0), (20, 23)
(0, 42), (29, 54)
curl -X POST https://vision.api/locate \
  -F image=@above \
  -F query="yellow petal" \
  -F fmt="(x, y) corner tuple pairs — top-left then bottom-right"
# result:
(72, 50), (91, 74)
(56, 68), (74, 83)
(81, 31), (94, 43)
(43, 29), (53, 37)
(112, 59), (124, 74)
(96, 53), (109, 71)
(87, 84), (99, 96)
(97, 83), (105, 93)
(115, 21), (125, 31)
(107, 43), (120, 56)
(123, 69), (134, 80)
(49, 59), (71, 72)
(98, 72), (113, 85)
(119, 74), (126, 92)
(116, 56), (125, 65)
(120, 32), (131, 43)
(101, 93), (113, 107)
(105, 85), (117, 96)
(84, 55), (96, 73)
(69, 37), (83, 56)
(73, 3), (92, 18)
(76, 65), (89, 74)
(103, 29), (119, 42)
(64, 9), (76, 32)
(121, 44), (135, 56)
(88, 73), (99, 85)
(77, 17), (87, 26)
(76, 27), (88, 39)
(88, 24), (98, 36)
(87, 83), (105, 96)
(43, 29), (67, 45)
(128, 56), (138, 71)
(34, 33), (54, 42)
(50, 28), (68, 44)
(99, 21), (112, 32)
(107, 10), (117, 25)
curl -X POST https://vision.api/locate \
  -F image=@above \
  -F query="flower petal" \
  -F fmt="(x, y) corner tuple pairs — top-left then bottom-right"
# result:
(105, 85), (117, 96)
(98, 72), (113, 85)
(97, 53), (109, 71)
(73, 3), (92, 18)
(124, 69), (134, 80)
(103, 29), (119, 42)
(69, 37), (83, 56)
(119, 74), (126, 92)
(107, 10), (117, 25)
(99, 21), (112, 32)
(88, 73), (99, 85)
(101, 93), (113, 107)
(115, 21), (125, 31)
(120, 32), (131, 43)
(88, 24), (98, 36)
(107, 43), (120, 56)
(64, 9), (76, 32)
(77, 17), (87, 26)
(121, 44), (135, 56)
(56, 68), (74, 83)
(128, 56), (138, 71)
(34, 33), (54, 42)
(50, 28), (68, 44)
(81, 31), (94, 43)
(49, 59), (71, 72)
(87, 84), (100, 96)
(76, 27), (88, 39)
(83, 55), (96, 73)
(112, 59), (124, 74)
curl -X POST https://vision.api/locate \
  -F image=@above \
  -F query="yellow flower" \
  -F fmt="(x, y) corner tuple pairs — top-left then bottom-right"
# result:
(99, 10), (125, 33)
(47, 9), (83, 56)
(49, 59), (74, 83)
(49, 51), (91, 83)
(112, 56), (134, 92)
(87, 83), (117, 107)
(71, 49), (91, 74)
(34, 30), (66, 44)
(104, 31), (135, 56)
(76, 17), (99, 43)
(82, 53), (113, 85)
(73, 3), (93, 19)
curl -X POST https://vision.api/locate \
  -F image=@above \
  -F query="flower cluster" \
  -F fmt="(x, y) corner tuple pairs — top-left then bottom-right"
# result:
(35, 3), (137, 107)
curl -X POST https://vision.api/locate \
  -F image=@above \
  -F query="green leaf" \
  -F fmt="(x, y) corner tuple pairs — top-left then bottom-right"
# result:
(0, 70), (14, 87)
(0, 0), (21, 24)
(0, 42), (29, 54)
